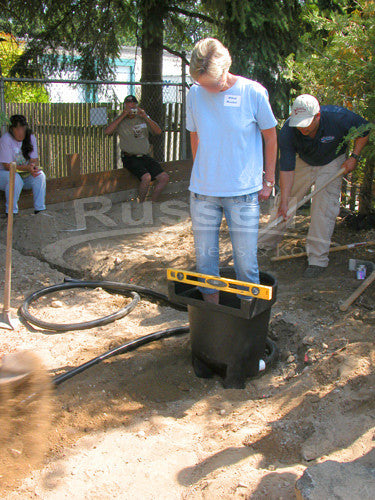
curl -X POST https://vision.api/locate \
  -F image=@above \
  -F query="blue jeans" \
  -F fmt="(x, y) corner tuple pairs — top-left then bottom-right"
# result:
(0, 170), (46, 214)
(190, 191), (260, 295)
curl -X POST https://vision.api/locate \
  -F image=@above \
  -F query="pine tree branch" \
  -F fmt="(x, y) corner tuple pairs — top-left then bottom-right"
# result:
(169, 6), (215, 24)
(163, 45), (190, 65)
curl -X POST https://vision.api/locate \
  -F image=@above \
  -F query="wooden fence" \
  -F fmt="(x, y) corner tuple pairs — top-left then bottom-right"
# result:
(5, 102), (183, 178)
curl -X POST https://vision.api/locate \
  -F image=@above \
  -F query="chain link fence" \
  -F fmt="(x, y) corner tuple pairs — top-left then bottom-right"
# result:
(1, 77), (190, 179)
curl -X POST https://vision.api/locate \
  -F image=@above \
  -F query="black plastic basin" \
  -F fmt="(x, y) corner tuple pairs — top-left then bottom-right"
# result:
(168, 268), (277, 389)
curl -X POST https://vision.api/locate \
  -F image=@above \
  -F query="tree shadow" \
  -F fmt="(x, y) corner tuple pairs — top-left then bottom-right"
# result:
(176, 364), (374, 487)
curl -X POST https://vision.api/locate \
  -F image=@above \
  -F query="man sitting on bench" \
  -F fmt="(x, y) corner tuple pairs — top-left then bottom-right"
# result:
(105, 95), (169, 202)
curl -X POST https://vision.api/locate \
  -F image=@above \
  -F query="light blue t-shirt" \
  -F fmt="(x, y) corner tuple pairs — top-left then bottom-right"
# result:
(186, 76), (277, 196)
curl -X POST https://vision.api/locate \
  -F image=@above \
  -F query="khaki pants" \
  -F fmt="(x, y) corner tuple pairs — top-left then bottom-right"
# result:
(260, 154), (345, 267)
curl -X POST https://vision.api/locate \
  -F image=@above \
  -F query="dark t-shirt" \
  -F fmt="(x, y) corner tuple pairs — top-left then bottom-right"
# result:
(279, 105), (369, 171)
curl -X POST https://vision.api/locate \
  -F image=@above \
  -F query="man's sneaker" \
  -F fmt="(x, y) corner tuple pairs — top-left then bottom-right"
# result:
(303, 265), (326, 278)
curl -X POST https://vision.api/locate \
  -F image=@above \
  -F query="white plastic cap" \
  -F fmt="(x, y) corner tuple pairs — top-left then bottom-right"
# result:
(289, 94), (320, 128)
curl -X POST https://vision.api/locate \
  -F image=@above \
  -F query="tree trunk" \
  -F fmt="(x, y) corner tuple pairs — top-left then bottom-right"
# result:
(358, 159), (374, 216)
(140, 1), (166, 162)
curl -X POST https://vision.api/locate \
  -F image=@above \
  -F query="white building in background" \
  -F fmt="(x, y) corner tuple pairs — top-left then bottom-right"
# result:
(47, 47), (190, 104)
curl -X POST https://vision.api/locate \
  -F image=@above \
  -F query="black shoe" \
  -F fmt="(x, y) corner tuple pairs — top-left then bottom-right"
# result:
(2, 213), (17, 219)
(303, 265), (326, 278)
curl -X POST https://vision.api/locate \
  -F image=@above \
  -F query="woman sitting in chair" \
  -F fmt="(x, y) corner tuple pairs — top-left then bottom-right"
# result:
(0, 114), (46, 215)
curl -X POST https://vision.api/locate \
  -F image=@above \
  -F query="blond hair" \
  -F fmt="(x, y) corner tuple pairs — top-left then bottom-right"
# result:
(189, 38), (232, 81)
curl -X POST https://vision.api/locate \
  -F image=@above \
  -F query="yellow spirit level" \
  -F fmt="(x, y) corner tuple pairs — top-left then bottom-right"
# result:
(167, 268), (273, 300)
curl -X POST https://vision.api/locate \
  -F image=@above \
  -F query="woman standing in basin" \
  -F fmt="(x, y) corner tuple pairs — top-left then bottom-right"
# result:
(187, 38), (277, 303)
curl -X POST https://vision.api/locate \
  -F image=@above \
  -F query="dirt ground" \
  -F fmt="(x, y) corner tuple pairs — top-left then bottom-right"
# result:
(0, 194), (374, 499)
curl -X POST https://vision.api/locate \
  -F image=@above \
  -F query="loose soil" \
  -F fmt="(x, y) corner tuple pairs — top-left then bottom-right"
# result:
(0, 197), (373, 499)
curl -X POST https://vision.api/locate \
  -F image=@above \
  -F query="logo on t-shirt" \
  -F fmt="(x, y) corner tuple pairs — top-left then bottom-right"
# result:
(320, 136), (335, 143)
(224, 95), (241, 107)
(133, 123), (147, 138)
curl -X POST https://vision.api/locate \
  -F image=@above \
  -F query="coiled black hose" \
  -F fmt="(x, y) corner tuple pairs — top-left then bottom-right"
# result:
(20, 278), (277, 387)
(20, 278), (186, 332)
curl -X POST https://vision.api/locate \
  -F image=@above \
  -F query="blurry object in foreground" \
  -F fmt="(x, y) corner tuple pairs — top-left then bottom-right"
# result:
(0, 351), (52, 489)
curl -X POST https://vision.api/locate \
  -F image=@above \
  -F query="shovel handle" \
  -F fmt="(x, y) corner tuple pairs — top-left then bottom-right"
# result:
(271, 240), (375, 262)
(223, 167), (346, 266)
(3, 163), (16, 313)
(260, 167), (346, 235)
(339, 270), (375, 312)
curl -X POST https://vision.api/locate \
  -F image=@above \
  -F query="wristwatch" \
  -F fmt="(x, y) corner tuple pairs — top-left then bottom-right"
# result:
(350, 153), (361, 161)
(263, 179), (275, 188)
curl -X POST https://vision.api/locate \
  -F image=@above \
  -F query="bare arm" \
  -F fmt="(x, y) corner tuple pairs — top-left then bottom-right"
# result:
(29, 158), (39, 168)
(146, 116), (162, 135)
(105, 109), (129, 135)
(278, 170), (295, 219)
(28, 157), (41, 176)
(137, 108), (162, 135)
(2, 162), (31, 172)
(259, 127), (277, 201)
(190, 132), (199, 160)
(341, 134), (369, 174)
(2, 159), (41, 177)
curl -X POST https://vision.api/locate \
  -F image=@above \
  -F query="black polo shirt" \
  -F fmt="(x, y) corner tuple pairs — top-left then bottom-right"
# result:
(279, 105), (369, 171)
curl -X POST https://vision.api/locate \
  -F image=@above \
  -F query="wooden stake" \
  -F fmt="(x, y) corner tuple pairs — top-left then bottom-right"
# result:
(271, 240), (375, 262)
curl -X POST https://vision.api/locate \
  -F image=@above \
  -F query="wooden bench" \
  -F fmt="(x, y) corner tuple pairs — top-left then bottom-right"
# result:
(0, 155), (193, 212)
